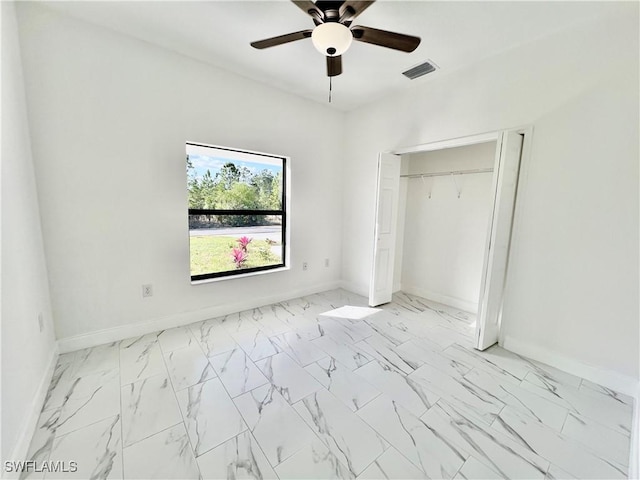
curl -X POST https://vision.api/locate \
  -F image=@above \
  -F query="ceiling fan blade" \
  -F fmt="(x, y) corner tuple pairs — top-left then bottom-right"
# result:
(327, 55), (342, 77)
(339, 1), (374, 24)
(351, 25), (420, 52)
(291, 1), (324, 24)
(250, 30), (313, 49)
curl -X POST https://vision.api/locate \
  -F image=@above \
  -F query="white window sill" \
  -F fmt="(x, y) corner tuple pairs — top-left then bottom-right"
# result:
(191, 266), (290, 285)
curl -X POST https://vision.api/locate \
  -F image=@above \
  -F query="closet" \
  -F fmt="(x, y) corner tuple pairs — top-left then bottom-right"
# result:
(394, 141), (497, 314)
(369, 129), (526, 350)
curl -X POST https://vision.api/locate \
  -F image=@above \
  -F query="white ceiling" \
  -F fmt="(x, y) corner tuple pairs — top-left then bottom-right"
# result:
(41, 1), (619, 111)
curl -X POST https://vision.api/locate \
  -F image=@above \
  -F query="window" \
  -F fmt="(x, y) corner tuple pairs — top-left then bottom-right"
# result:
(186, 143), (287, 281)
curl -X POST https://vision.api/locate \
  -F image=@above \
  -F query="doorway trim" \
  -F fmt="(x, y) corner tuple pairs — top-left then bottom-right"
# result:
(370, 125), (533, 349)
(391, 131), (502, 156)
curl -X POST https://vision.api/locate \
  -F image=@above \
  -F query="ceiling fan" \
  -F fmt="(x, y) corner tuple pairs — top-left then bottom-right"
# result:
(250, 0), (421, 78)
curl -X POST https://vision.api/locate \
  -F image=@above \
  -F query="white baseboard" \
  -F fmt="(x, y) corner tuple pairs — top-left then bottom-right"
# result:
(58, 280), (342, 353)
(338, 282), (479, 314)
(502, 335), (639, 397)
(401, 285), (478, 314)
(6, 345), (59, 476)
(339, 280), (368, 298)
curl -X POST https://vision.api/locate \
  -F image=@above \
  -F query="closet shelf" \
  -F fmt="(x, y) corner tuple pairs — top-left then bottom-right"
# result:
(401, 167), (494, 179)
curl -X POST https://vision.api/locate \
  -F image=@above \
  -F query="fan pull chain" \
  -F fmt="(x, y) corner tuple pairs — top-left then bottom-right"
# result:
(329, 76), (332, 103)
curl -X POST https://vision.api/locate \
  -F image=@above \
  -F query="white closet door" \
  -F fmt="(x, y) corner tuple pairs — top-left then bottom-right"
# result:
(369, 153), (401, 306)
(476, 131), (523, 350)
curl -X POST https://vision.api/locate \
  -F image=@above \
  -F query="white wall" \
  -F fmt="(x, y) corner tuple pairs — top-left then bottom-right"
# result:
(342, 8), (639, 382)
(400, 142), (496, 312)
(1, 1), (58, 465)
(16, 3), (345, 344)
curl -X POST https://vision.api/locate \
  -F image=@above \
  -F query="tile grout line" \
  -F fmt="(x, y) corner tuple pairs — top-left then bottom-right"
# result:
(449, 457), (467, 479)
(155, 330), (203, 478)
(558, 407), (571, 435)
(234, 303), (334, 478)
(222, 372), (285, 480)
(430, 397), (549, 478)
(257, 305), (376, 470)
(187, 326), (281, 476)
(361, 396), (445, 478)
(521, 371), (633, 438)
(231, 309), (334, 475)
(287, 386), (375, 477)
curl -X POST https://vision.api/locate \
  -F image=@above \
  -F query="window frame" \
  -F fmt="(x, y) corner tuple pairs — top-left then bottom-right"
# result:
(186, 142), (288, 283)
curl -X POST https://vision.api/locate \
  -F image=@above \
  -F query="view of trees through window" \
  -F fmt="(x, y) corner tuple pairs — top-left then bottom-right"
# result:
(187, 144), (286, 280)
(187, 159), (282, 212)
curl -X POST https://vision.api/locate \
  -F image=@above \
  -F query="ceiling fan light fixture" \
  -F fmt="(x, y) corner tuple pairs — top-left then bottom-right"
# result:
(311, 22), (353, 56)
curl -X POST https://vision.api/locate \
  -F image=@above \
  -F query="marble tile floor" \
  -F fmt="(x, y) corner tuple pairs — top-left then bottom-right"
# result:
(23, 289), (634, 479)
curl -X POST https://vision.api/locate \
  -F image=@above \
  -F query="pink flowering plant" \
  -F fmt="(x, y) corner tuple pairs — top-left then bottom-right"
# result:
(231, 247), (248, 269)
(237, 236), (252, 252)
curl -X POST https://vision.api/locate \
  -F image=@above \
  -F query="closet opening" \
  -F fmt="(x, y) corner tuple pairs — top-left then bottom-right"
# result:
(369, 129), (528, 350)
(396, 141), (496, 314)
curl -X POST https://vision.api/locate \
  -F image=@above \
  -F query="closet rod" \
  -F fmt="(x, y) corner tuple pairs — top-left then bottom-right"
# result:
(401, 167), (494, 179)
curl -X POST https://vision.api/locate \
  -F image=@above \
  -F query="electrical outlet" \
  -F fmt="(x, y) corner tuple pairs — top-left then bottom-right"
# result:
(38, 312), (44, 333)
(324, 258), (330, 268)
(302, 262), (308, 271)
(142, 284), (153, 298)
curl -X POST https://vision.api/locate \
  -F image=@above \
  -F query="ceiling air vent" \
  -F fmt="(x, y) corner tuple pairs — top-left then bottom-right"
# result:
(402, 60), (437, 80)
